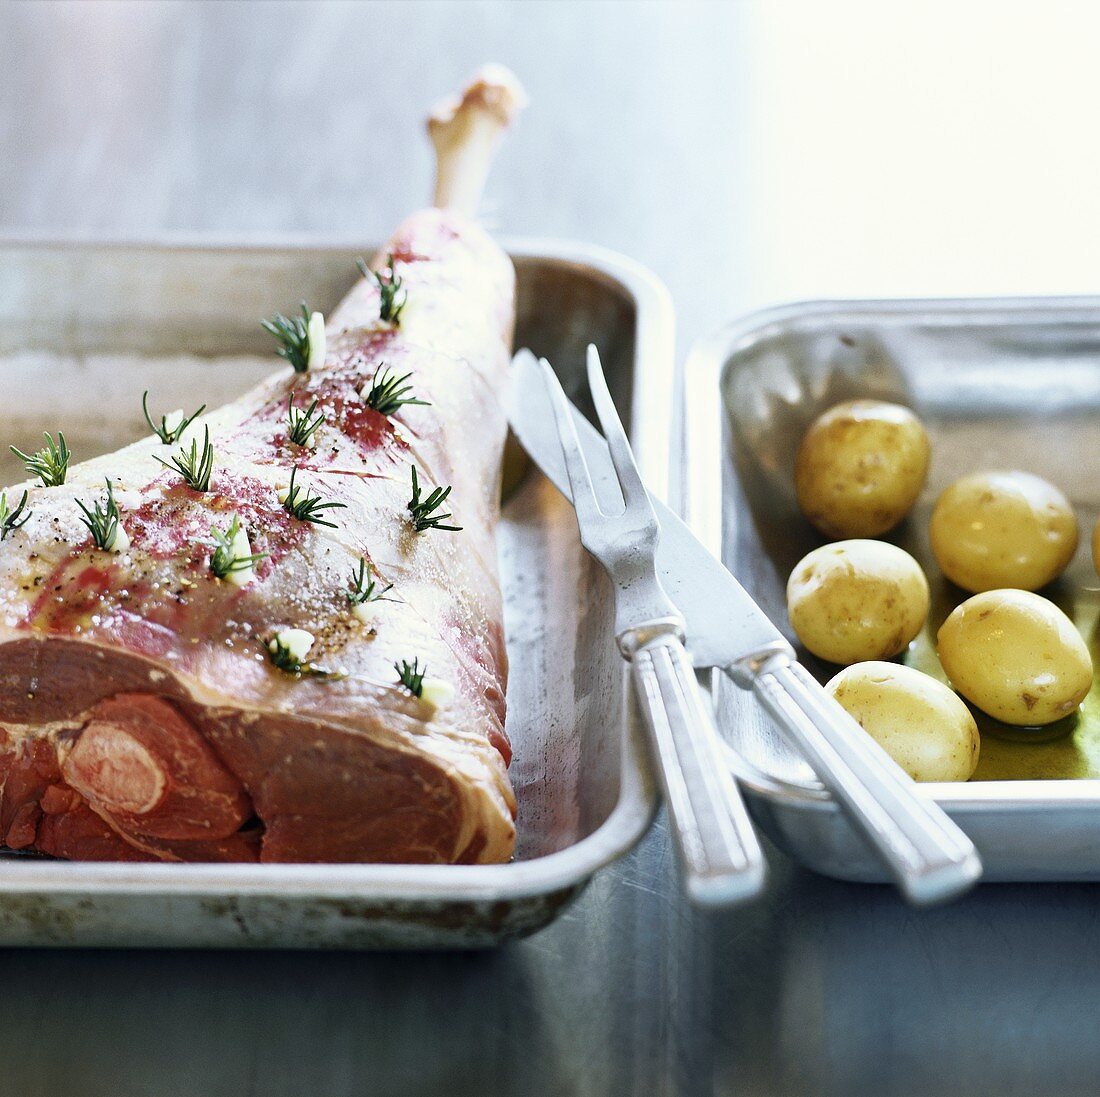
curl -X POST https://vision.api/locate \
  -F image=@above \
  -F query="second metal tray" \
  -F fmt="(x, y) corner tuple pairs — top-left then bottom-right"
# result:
(0, 236), (673, 946)
(686, 296), (1100, 883)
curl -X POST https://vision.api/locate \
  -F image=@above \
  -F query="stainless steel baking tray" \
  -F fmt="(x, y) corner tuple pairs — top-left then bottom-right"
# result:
(685, 296), (1100, 883)
(0, 236), (673, 947)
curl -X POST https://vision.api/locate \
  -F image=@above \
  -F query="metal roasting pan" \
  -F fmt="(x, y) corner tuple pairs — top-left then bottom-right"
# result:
(685, 296), (1100, 884)
(0, 236), (673, 948)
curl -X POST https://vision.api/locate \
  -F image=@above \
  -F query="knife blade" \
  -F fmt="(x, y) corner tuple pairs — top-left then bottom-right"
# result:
(509, 349), (788, 672)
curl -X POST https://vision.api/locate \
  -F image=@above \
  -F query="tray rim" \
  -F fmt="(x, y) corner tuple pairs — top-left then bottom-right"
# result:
(0, 233), (668, 904)
(684, 292), (1100, 812)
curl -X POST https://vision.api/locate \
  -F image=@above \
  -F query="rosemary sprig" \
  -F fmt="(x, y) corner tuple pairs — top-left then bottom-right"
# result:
(262, 303), (316, 373)
(10, 432), (70, 487)
(407, 466), (462, 533)
(285, 394), (325, 447)
(395, 657), (426, 697)
(357, 254), (407, 324)
(155, 425), (215, 492)
(0, 490), (31, 541)
(362, 364), (430, 418)
(75, 480), (121, 550)
(347, 556), (393, 606)
(142, 392), (206, 445)
(267, 633), (341, 679)
(281, 466), (347, 528)
(209, 514), (268, 580)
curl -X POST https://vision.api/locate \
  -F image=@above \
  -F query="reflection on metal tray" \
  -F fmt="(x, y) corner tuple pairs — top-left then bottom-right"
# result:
(685, 296), (1100, 883)
(0, 237), (673, 947)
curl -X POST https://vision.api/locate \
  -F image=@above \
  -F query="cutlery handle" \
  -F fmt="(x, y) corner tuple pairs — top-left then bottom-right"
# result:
(631, 631), (767, 906)
(752, 658), (981, 905)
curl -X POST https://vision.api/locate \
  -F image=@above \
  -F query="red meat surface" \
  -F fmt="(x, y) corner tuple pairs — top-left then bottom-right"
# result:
(0, 208), (516, 863)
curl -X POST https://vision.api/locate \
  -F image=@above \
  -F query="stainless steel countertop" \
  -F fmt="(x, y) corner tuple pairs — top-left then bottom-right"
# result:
(4, 2), (1100, 1093)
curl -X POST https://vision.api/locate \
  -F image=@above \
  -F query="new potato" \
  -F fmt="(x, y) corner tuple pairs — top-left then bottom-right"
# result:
(787, 540), (930, 665)
(937, 589), (1093, 726)
(826, 662), (980, 782)
(930, 470), (1078, 593)
(794, 399), (930, 538)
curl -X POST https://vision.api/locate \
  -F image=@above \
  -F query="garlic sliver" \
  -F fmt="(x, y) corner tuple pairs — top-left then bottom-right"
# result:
(307, 312), (326, 371)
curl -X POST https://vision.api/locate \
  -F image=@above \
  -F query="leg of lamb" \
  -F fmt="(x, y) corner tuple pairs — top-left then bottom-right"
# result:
(0, 67), (525, 864)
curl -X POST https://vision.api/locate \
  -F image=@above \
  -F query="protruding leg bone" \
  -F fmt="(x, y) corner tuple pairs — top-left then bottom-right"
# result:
(429, 64), (527, 215)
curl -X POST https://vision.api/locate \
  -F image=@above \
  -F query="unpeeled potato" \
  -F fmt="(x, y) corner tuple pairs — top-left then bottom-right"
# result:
(937, 589), (1093, 726)
(786, 539), (930, 665)
(930, 470), (1078, 593)
(794, 399), (930, 538)
(826, 662), (980, 782)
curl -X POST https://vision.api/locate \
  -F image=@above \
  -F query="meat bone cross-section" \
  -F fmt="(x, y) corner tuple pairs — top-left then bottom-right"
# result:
(0, 66), (527, 864)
